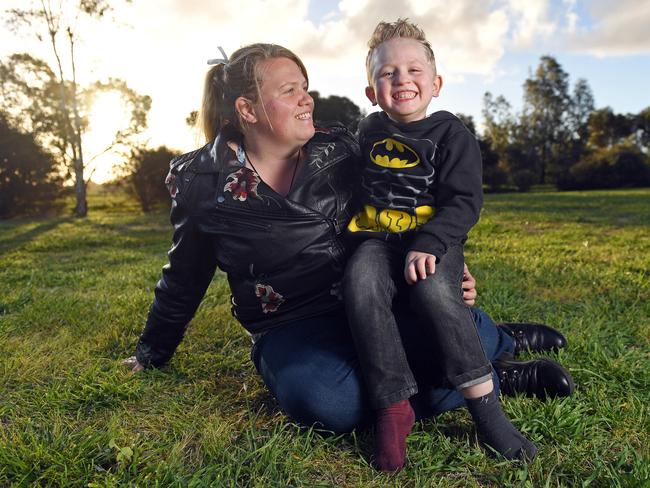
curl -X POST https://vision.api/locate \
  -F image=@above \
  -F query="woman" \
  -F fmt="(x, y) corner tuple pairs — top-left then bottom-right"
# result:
(124, 43), (572, 437)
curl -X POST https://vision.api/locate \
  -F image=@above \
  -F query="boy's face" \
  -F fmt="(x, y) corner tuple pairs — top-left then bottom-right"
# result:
(366, 37), (442, 124)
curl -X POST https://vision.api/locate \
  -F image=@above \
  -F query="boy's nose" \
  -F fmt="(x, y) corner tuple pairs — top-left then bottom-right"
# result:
(393, 71), (410, 84)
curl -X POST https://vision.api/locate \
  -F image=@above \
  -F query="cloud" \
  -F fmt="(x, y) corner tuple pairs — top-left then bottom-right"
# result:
(506, 0), (556, 48)
(293, 0), (510, 76)
(566, 0), (650, 56)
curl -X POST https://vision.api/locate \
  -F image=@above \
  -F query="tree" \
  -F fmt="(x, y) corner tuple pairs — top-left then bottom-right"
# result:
(455, 112), (506, 191)
(482, 92), (516, 154)
(125, 146), (178, 212)
(522, 56), (572, 184)
(481, 92), (537, 191)
(309, 91), (364, 132)
(587, 108), (634, 149)
(0, 53), (73, 162)
(0, 53), (150, 204)
(633, 106), (650, 152)
(0, 114), (63, 218)
(569, 78), (595, 141)
(560, 144), (649, 190)
(5, 0), (134, 216)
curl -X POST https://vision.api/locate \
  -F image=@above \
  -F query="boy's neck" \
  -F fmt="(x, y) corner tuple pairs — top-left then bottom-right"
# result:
(382, 110), (429, 125)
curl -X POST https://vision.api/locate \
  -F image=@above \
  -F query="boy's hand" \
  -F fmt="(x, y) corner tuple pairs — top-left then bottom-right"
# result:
(404, 251), (436, 284)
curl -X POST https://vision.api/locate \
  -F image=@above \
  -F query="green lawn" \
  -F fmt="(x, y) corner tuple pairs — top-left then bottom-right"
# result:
(1, 188), (648, 487)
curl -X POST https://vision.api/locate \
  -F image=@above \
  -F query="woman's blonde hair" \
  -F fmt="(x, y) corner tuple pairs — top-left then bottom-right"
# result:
(200, 43), (309, 142)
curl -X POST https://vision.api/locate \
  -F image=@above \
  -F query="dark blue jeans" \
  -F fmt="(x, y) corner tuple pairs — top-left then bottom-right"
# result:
(251, 307), (514, 433)
(342, 239), (493, 408)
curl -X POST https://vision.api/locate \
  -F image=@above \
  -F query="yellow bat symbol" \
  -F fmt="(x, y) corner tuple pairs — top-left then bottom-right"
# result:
(370, 138), (420, 168)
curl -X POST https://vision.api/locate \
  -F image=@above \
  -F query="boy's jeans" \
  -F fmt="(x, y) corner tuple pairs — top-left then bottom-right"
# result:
(342, 238), (493, 409)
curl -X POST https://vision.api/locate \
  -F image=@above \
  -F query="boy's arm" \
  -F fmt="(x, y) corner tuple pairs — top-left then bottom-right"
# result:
(408, 129), (483, 259)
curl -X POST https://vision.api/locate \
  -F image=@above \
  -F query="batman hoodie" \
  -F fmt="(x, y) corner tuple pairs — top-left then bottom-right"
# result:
(347, 110), (483, 260)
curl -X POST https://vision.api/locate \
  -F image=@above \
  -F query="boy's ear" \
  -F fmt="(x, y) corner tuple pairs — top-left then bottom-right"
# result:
(432, 75), (443, 97)
(235, 96), (258, 124)
(365, 86), (378, 106)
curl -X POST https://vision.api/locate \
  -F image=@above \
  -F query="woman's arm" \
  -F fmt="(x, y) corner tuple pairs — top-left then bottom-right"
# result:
(128, 190), (218, 370)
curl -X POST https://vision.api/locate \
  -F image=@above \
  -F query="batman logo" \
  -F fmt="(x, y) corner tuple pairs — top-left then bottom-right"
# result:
(370, 138), (420, 168)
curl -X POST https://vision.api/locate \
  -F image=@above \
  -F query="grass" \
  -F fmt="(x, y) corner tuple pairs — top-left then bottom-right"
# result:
(0, 188), (648, 487)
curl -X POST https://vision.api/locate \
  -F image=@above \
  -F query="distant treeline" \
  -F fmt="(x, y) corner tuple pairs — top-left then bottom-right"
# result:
(1, 54), (648, 218)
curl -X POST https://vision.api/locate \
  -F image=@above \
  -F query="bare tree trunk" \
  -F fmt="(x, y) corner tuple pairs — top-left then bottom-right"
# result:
(41, 0), (86, 217)
(68, 28), (86, 217)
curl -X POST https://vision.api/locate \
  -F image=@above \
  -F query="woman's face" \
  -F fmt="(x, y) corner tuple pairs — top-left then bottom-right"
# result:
(252, 57), (315, 148)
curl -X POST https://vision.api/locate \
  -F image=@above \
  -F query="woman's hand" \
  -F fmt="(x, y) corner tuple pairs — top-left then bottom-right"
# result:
(462, 263), (477, 306)
(122, 356), (145, 373)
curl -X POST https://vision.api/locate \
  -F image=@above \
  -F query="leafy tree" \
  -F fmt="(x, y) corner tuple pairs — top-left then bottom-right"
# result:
(482, 92), (517, 154)
(587, 107), (634, 149)
(0, 114), (63, 218)
(569, 78), (595, 141)
(522, 55), (572, 184)
(84, 79), (152, 180)
(560, 144), (649, 190)
(482, 92), (537, 191)
(558, 78), (596, 180)
(125, 146), (178, 212)
(5, 0), (135, 216)
(484, 63), (597, 190)
(309, 91), (364, 132)
(0, 53), (150, 207)
(633, 106), (650, 152)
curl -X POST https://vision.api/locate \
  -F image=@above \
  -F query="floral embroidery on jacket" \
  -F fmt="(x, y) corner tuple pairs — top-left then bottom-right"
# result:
(165, 173), (179, 198)
(255, 283), (285, 314)
(224, 168), (260, 201)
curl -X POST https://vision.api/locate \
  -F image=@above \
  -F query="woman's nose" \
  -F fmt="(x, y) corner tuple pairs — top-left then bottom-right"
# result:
(300, 90), (314, 105)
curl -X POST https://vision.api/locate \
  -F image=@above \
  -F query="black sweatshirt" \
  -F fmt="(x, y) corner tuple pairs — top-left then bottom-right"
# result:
(347, 110), (483, 259)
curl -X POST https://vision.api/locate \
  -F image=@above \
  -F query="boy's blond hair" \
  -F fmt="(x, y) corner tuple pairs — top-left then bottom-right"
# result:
(365, 18), (436, 84)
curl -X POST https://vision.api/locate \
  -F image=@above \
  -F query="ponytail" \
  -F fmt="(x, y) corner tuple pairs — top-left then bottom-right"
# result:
(200, 64), (228, 142)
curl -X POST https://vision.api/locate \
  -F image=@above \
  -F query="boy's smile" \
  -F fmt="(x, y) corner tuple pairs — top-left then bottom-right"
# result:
(366, 37), (442, 124)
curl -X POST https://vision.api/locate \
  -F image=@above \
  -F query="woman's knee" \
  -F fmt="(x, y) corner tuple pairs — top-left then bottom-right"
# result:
(275, 372), (368, 433)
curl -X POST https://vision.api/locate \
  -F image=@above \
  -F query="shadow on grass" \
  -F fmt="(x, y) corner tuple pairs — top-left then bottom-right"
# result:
(0, 217), (72, 257)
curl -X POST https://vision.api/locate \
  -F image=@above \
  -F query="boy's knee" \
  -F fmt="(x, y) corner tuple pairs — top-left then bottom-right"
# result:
(411, 273), (459, 303)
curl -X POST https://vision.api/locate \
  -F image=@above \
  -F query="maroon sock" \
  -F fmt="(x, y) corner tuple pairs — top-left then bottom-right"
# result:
(372, 399), (415, 472)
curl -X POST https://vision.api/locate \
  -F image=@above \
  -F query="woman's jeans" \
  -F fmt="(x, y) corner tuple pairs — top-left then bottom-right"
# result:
(342, 239), (493, 408)
(251, 307), (514, 433)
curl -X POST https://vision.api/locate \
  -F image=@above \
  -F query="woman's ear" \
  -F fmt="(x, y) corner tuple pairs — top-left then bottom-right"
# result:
(235, 96), (257, 124)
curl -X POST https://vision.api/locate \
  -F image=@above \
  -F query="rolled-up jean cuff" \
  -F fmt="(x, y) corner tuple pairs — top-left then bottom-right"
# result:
(372, 384), (419, 409)
(453, 366), (494, 390)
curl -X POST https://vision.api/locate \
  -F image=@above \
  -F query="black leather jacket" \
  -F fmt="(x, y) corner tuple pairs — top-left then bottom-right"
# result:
(136, 125), (360, 367)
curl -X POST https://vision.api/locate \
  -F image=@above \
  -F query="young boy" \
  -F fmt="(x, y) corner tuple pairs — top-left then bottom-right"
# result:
(343, 18), (536, 471)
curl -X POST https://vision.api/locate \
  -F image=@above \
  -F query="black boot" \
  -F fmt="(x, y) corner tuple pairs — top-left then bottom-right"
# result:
(497, 322), (567, 356)
(494, 358), (575, 399)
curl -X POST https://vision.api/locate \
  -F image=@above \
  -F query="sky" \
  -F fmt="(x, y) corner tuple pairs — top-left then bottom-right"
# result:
(2, 0), (650, 182)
